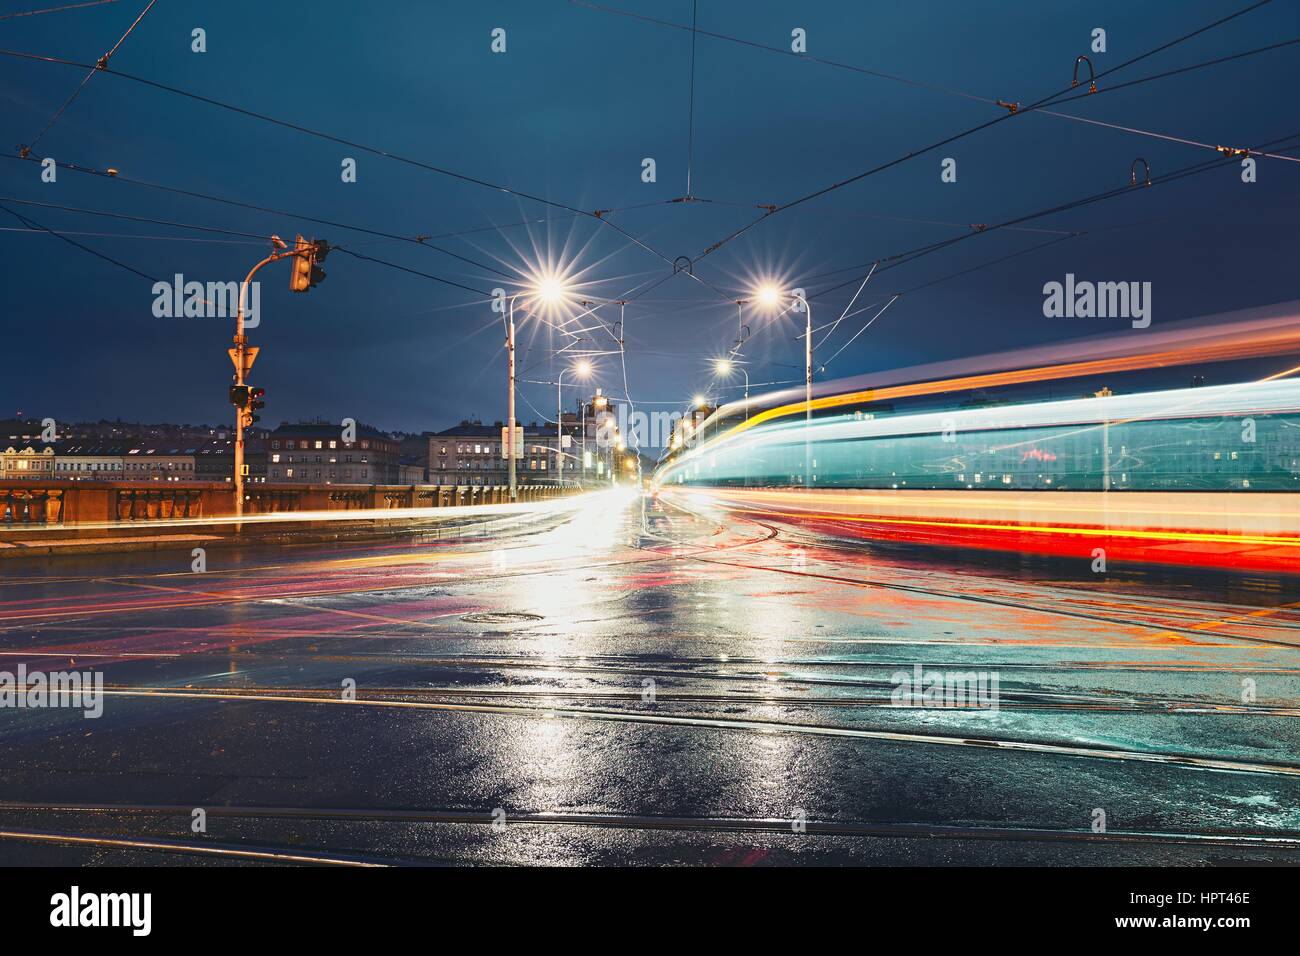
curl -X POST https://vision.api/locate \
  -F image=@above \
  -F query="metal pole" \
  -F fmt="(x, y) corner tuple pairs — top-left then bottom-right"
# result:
(556, 369), (565, 488)
(799, 292), (813, 487)
(740, 366), (749, 487)
(507, 295), (518, 501)
(233, 251), (282, 521)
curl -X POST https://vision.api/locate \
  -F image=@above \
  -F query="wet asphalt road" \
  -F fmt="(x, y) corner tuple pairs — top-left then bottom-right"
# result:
(1, 487), (1299, 865)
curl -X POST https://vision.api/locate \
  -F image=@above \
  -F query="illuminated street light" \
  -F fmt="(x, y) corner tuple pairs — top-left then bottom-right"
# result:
(755, 281), (813, 485)
(557, 359), (592, 489)
(537, 276), (566, 305)
(507, 274), (573, 499)
(714, 358), (749, 421)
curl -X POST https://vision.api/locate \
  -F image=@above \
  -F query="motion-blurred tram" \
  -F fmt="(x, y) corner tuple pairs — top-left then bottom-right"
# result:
(654, 310), (1300, 573)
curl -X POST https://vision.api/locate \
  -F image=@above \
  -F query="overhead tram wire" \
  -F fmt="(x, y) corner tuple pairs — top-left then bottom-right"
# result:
(0, 0), (118, 20)
(0, 201), (496, 306)
(819, 296), (900, 371)
(751, 128), (1300, 363)
(1, 152), (519, 281)
(567, 0), (997, 105)
(1041, 33), (1300, 113)
(1039, 111), (1300, 163)
(729, 123), (1299, 366)
(813, 263), (876, 351)
(327, 247), (493, 298)
(685, 0), (698, 197)
(804, 127), (1300, 302)
(569, 0), (1298, 165)
(806, 232), (1083, 342)
(803, 134), (1300, 366)
(0, 48), (742, 304)
(682, 0), (1284, 267)
(1, 155), (693, 271)
(0, 202), (157, 281)
(0, 196), (276, 241)
(20, 0), (157, 156)
(0, 226), (268, 245)
(696, 36), (1300, 269)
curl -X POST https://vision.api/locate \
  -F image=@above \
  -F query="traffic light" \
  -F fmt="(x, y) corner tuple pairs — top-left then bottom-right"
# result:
(248, 387), (266, 424)
(289, 234), (328, 292)
(229, 384), (250, 408)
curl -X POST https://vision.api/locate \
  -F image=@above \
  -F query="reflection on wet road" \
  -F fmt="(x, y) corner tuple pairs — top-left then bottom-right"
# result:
(2, 488), (1299, 865)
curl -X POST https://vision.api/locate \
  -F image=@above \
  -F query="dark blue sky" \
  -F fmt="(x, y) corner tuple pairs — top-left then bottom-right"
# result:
(2, 0), (1297, 434)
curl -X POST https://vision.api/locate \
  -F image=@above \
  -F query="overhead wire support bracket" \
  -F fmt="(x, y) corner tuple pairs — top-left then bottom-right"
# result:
(1072, 55), (1098, 93)
(1130, 157), (1152, 186)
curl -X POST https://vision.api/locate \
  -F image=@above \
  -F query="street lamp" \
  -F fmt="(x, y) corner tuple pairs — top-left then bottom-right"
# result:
(557, 359), (591, 489)
(756, 282), (813, 485)
(506, 276), (569, 500)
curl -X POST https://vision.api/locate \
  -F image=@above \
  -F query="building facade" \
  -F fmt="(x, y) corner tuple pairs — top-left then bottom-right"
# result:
(1, 445), (55, 480)
(266, 421), (401, 484)
(428, 421), (567, 485)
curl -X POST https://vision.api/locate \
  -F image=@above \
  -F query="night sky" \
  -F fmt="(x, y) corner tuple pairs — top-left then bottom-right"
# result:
(2, 0), (1297, 437)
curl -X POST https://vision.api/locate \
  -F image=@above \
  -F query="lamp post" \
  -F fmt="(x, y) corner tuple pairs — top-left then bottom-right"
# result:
(557, 360), (591, 488)
(796, 289), (813, 488)
(504, 277), (567, 501)
(756, 283), (814, 486)
(505, 294), (520, 502)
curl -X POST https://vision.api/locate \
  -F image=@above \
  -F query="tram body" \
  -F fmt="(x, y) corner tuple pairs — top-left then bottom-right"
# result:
(655, 378), (1300, 573)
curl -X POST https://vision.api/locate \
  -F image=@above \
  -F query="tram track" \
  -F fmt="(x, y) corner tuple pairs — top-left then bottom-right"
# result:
(1, 804), (1297, 855)
(70, 684), (1300, 778)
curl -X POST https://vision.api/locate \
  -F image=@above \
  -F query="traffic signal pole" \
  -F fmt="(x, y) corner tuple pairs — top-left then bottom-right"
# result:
(232, 252), (282, 522)
(229, 236), (327, 522)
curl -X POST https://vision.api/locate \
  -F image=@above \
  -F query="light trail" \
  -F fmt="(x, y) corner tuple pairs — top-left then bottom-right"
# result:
(651, 494), (1300, 646)
(1, 490), (601, 536)
(680, 303), (1300, 452)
